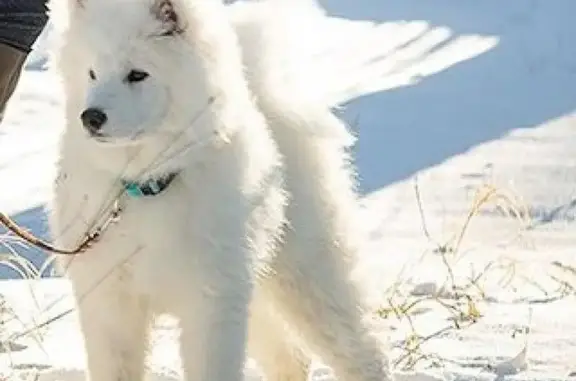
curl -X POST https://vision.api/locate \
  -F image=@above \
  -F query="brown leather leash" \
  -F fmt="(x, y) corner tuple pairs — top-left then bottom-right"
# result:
(0, 200), (122, 255)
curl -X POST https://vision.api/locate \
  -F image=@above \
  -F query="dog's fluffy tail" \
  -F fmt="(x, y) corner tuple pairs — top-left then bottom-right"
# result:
(232, 0), (409, 109)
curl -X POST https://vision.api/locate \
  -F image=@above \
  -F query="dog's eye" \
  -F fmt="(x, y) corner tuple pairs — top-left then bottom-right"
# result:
(89, 69), (96, 80)
(126, 70), (150, 83)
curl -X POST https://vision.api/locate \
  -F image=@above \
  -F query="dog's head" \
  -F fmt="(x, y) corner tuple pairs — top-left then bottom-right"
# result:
(62, 0), (215, 145)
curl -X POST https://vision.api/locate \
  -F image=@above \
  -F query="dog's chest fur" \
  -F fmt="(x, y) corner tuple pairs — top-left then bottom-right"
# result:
(51, 167), (212, 298)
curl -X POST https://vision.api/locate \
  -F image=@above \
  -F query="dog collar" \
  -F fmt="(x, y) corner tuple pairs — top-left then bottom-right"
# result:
(122, 172), (178, 198)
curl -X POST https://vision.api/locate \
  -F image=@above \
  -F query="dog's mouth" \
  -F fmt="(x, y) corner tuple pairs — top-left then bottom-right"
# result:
(93, 135), (114, 143)
(88, 130), (106, 140)
(88, 131), (144, 146)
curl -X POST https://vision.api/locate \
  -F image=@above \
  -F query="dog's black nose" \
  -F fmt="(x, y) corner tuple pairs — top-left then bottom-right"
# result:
(80, 108), (107, 134)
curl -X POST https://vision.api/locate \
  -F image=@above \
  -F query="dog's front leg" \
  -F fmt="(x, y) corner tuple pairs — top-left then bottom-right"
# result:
(176, 194), (256, 381)
(178, 246), (253, 381)
(71, 273), (150, 381)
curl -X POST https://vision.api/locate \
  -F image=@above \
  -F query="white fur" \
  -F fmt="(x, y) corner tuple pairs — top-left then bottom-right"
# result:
(47, 1), (390, 381)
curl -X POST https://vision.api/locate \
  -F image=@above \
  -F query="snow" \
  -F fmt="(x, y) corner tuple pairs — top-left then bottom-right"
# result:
(0, 0), (575, 380)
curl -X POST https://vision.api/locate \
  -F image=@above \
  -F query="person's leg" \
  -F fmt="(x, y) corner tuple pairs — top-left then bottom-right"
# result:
(0, 0), (48, 121)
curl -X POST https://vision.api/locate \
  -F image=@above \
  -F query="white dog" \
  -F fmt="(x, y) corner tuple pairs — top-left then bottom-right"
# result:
(47, 1), (390, 381)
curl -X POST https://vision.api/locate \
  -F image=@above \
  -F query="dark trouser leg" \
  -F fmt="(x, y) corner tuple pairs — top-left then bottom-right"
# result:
(0, 45), (26, 120)
(0, 0), (48, 121)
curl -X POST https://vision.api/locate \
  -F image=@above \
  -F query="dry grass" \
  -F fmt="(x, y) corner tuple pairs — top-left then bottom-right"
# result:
(370, 178), (575, 372)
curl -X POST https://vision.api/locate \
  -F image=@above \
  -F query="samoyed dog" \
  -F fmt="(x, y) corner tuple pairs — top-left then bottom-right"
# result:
(47, 0), (390, 381)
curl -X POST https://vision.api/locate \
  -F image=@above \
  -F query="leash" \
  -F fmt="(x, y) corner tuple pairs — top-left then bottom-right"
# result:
(0, 199), (122, 255)
(0, 172), (178, 255)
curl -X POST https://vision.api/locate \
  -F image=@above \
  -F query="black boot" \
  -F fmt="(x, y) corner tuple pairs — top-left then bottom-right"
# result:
(0, 43), (26, 122)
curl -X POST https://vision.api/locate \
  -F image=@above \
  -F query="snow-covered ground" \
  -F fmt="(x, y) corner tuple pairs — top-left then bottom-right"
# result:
(0, 0), (575, 380)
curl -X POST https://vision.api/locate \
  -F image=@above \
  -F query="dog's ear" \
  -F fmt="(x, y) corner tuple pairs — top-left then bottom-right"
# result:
(151, 0), (184, 36)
